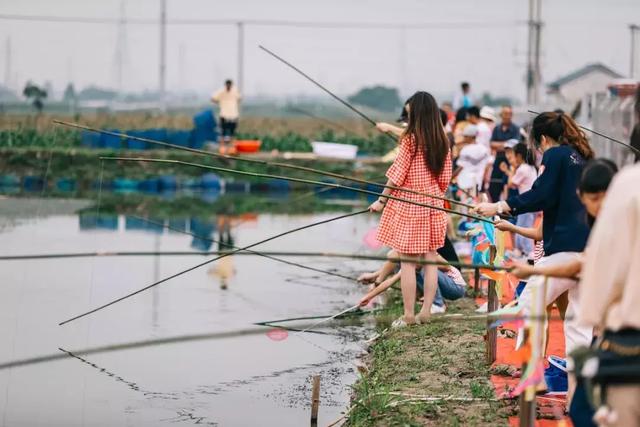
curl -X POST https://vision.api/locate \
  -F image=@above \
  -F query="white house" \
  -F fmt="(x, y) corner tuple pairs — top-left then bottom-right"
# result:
(546, 63), (623, 103)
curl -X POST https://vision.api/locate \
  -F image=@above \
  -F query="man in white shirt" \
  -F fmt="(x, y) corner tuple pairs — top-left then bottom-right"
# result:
(211, 79), (241, 153)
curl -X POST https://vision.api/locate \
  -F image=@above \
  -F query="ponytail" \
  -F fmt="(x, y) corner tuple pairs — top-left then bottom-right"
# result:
(531, 112), (594, 160)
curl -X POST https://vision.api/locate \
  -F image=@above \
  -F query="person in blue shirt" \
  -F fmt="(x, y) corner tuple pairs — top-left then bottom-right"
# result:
(474, 111), (595, 401)
(488, 106), (521, 202)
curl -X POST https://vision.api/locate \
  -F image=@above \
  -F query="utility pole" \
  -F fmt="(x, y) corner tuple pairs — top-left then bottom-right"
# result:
(533, 0), (542, 104)
(4, 37), (11, 90)
(114, 1), (128, 95)
(526, 0), (543, 105)
(237, 21), (244, 91)
(631, 24), (639, 79)
(159, 0), (167, 107)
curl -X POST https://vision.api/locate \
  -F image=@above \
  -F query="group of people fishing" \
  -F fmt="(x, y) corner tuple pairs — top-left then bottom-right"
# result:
(358, 88), (640, 427)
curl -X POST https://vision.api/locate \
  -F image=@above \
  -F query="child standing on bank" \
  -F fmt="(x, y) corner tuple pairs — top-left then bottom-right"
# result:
(500, 142), (538, 257)
(370, 92), (452, 327)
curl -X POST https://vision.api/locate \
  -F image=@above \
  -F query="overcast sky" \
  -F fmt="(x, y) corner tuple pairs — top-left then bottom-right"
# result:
(0, 0), (638, 102)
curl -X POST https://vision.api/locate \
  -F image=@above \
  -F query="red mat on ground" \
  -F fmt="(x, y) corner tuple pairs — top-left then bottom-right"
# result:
(471, 266), (571, 426)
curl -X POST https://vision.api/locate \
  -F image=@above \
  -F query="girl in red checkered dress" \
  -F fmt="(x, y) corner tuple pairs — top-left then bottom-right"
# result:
(369, 92), (452, 326)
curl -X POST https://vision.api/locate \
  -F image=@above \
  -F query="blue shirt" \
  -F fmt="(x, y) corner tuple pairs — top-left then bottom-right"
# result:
(491, 122), (520, 142)
(490, 123), (521, 180)
(506, 145), (590, 256)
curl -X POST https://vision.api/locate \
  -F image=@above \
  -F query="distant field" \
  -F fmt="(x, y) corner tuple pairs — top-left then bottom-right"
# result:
(0, 113), (383, 138)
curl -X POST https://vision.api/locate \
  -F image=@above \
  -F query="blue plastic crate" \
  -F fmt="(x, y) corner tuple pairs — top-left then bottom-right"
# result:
(81, 131), (102, 148)
(100, 129), (123, 150)
(167, 130), (193, 148)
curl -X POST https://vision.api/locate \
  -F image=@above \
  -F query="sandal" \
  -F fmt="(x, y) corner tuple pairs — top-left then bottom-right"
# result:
(391, 316), (415, 329)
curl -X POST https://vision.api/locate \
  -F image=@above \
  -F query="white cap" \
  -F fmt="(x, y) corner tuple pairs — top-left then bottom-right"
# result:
(462, 124), (478, 137)
(480, 106), (497, 122)
(504, 139), (519, 149)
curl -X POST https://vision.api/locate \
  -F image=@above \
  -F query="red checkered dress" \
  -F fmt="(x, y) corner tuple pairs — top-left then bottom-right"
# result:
(376, 134), (452, 254)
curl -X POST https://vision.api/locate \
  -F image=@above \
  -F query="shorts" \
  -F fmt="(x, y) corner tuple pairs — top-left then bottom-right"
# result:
(220, 118), (237, 138)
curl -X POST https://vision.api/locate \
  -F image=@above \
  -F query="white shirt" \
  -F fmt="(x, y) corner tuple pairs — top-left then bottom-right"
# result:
(511, 163), (537, 194)
(475, 121), (492, 151)
(456, 143), (490, 190)
(579, 163), (640, 330)
(212, 87), (241, 120)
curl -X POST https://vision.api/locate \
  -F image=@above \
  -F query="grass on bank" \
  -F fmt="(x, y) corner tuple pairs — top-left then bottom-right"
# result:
(345, 297), (515, 427)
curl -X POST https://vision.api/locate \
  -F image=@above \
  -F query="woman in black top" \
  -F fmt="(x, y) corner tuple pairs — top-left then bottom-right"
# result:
(474, 112), (595, 400)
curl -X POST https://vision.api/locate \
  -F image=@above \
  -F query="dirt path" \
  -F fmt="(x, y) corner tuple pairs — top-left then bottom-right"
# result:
(345, 298), (515, 426)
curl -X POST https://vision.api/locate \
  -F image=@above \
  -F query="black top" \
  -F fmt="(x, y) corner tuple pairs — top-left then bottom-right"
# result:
(507, 145), (590, 256)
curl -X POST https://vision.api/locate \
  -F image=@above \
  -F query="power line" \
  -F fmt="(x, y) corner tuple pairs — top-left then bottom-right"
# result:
(0, 13), (524, 29)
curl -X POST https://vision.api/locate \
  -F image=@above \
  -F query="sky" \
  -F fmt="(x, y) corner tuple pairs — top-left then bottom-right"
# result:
(0, 0), (638, 103)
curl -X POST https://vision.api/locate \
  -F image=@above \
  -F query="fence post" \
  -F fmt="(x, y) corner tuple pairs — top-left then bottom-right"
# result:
(473, 267), (480, 296)
(485, 245), (498, 364)
(310, 375), (320, 426)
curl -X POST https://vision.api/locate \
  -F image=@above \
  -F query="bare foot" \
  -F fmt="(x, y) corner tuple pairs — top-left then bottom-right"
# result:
(416, 311), (430, 324)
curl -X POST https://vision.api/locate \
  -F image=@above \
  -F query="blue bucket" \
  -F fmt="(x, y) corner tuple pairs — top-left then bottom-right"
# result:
(159, 175), (178, 191)
(201, 173), (222, 190)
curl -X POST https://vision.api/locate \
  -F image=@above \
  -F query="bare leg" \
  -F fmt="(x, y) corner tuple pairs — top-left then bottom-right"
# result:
(399, 258), (417, 324)
(417, 251), (438, 322)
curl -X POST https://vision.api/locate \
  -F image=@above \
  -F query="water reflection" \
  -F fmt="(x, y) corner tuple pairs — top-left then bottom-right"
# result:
(0, 194), (377, 426)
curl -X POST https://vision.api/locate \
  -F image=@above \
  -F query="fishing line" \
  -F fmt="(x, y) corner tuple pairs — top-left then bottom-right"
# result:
(58, 209), (369, 326)
(53, 120), (473, 209)
(101, 156), (492, 224)
(80, 160), (104, 425)
(527, 109), (640, 156)
(259, 46), (394, 138)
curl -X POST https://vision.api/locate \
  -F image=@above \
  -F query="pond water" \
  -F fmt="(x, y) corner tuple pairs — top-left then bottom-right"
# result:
(0, 196), (381, 427)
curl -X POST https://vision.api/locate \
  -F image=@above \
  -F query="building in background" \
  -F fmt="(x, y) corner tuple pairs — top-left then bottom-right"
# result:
(546, 63), (623, 104)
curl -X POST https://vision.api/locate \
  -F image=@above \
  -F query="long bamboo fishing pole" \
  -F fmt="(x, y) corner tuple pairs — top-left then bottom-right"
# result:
(258, 45), (396, 141)
(0, 250), (510, 271)
(58, 209), (369, 326)
(53, 121), (473, 209)
(101, 156), (493, 224)
(527, 109), (640, 157)
(2, 310), (568, 371)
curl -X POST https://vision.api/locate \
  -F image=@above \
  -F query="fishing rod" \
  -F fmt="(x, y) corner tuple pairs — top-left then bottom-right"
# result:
(1, 311), (569, 371)
(101, 156), (492, 224)
(134, 215), (358, 281)
(58, 209), (369, 326)
(53, 121), (473, 209)
(527, 109), (640, 157)
(1, 250), (510, 271)
(259, 45), (397, 143)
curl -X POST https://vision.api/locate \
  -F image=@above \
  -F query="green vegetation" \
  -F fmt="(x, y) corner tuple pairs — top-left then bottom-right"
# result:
(0, 146), (388, 187)
(348, 86), (402, 113)
(346, 296), (513, 426)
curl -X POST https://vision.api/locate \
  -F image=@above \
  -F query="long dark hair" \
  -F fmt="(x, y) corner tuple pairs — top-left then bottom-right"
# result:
(403, 91), (450, 175)
(530, 111), (594, 160)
